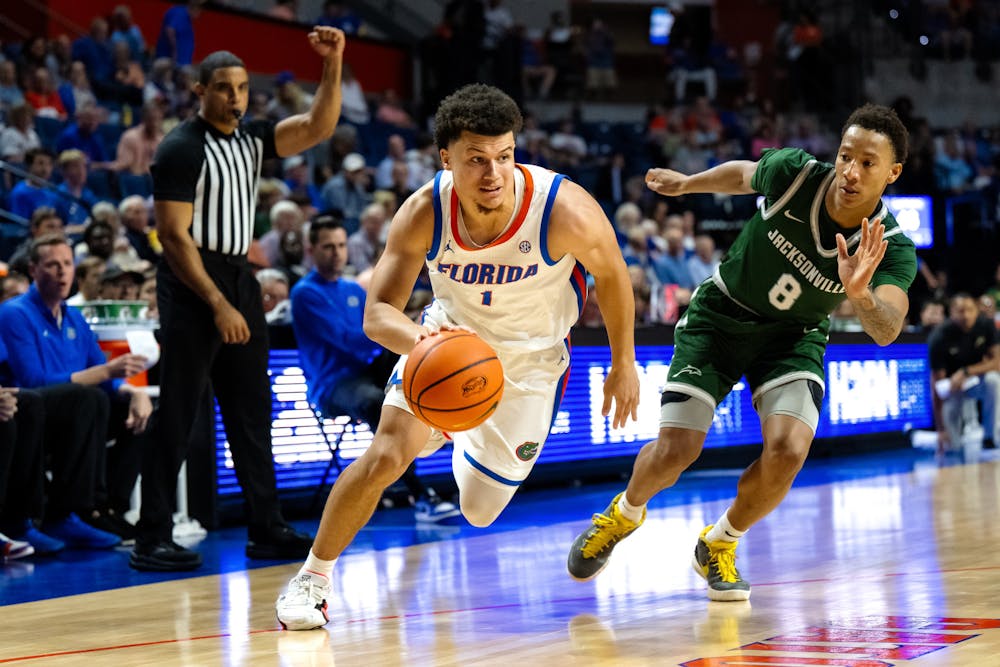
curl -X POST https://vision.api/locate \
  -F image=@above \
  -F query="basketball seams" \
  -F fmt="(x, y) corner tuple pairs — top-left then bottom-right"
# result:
(403, 330), (505, 431)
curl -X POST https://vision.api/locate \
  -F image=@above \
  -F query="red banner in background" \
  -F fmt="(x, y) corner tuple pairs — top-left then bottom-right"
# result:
(32, 0), (411, 97)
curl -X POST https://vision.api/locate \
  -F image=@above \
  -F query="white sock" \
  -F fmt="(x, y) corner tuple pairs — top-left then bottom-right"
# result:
(298, 550), (336, 582)
(705, 510), (746, 543)
(616, 492), (646, 523)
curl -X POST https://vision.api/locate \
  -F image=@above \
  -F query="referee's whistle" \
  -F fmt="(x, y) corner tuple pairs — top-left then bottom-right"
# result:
(231, 109), (243, 120)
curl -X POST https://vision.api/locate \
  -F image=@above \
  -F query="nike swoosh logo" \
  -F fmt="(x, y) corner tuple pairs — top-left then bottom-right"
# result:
(784, 210), (806, 223)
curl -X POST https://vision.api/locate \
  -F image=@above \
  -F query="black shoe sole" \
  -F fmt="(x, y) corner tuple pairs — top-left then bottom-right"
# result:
(129, 552), (203, 572)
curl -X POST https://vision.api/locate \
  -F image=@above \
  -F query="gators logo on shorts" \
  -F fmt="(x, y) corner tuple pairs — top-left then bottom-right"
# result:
(516, 441), (539, 461)
(461, 376), (488, 397)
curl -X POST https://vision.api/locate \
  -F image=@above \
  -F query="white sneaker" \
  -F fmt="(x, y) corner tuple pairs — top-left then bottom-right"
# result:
(276, 572), (331, 631)
(0, 531), (34, 561)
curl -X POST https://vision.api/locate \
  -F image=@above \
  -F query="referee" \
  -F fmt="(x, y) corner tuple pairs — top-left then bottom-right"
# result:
(130, 27), (347, 572)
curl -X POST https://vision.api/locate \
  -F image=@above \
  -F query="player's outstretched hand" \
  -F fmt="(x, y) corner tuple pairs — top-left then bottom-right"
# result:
(602, 364), (640, 430)
(836, 217), (887, 301)
(645, 168), (688, 197)
(308, 26), (345, 60)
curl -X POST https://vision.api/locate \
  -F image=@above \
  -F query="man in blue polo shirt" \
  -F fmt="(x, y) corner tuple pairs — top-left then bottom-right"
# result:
(291, 216), (459, 523)
(0, 235), (153, 547)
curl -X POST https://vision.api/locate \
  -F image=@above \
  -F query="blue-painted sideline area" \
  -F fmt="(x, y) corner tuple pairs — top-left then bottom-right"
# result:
(0, 447), (963, 606)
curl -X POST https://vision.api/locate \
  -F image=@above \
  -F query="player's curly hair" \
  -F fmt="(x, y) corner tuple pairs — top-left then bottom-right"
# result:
(842, 104), (909, 164)
(433, 84), (523, 149)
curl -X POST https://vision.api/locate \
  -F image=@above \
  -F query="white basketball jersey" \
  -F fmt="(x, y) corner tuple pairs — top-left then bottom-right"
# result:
(425, 164), (586, 354)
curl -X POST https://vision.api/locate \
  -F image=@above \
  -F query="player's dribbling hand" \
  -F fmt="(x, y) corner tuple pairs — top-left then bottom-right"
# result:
(214, 302), (251, 344)
(602, 364), (640, 430)
(836, 217), (888, 301)
(645, 168), (688, 197)
(413, 323), (476, 345)
(308, 26), (346, 60)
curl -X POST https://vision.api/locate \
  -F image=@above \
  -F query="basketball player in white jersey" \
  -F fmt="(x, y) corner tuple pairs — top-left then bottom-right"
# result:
(276, 84), (640, 630)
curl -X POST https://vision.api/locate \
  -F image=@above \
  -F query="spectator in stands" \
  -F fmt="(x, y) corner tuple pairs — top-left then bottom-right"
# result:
(269, 0), (300, 22)
(256, 268), (292, 324)
(290, 217), (459, 523)
(918, 299), (946, 334)
(71, 18), (114, 89)
(0, 104), (40, 164)
(548, 119), (588, 170)
(686, 233), (719, 286)
(260, 200), (305, 268)
(103, 103), (163, 198)
(405, 132), (438, 191)
(979, 293), (998, 327)
(385, 159), (414, 205)
(375, 89), (416, 129)
(321, 152), (372, 234)
(55, 149), (100, 226)
(667, 2), (717, 102)
(8, 149), (59, 223)
(99, 262), (144, 301)
(112, 40), (146, 91)
(15, 36), (58, 90)
(347, 202), (386, 272)
(283, 155), (323, 210)
(24, 67), (66, 120)
(595, 151), (628, 207)
(275, 229), (309, 286)
(0, 61), (25, 113)
(138, 271), (157, 320)
(109, 5), (146, 62)
(55, 103), (108, 164)
(1, 272), (30, 303)
(57, 61), (99, 117)
(144, 58), (177, 110)
(155, 0), (204, 66)
(339, 62), (369, 124)
(327, 123), (360, 175)
(316, 0), (364, 35)
(373, 134), (406, 190)
(117, 196), (158, 264)
(544, 10), (578, 97)
(0, 235), (150, 548)
(519, 25), (556, 101)
(583, 18), (617, 100)
(268, 71), (313, 121)
(67, 255), (106, 305)
(929, 292), (1000, 453)
(75, 218), (115, 262)
(652, 226), (694, 289)
(935, 130), (974, 193)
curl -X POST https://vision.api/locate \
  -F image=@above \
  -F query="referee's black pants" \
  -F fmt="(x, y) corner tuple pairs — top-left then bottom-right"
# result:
(138, 252), (283, 543)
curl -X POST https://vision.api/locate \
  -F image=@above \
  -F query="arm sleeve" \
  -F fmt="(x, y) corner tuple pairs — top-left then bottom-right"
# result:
(750, 147), (815, 200)
(243, 120), (279, 161)
(0, 309), (72, 388)
(291, 286), (380, 365)
(151, 131), (202, 202)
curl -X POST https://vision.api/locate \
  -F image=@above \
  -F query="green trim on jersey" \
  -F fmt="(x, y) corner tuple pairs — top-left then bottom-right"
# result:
(716, 147), (917, 324)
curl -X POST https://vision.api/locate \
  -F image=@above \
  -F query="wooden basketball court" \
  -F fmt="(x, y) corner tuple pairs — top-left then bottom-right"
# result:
(3, 452), (999, 666)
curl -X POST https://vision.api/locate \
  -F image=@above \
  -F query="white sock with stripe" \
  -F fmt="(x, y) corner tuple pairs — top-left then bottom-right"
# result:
(705, 510), (745, 543)
(616, 492), (645, 523)
(298, 551), (336, 583)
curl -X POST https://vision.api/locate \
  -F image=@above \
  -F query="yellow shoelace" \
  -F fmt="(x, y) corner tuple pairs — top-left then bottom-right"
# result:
(708, 541), (740, 583)
(581, 511), (633, 558)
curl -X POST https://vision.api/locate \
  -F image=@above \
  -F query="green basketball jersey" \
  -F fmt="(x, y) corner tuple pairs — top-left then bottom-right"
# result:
(714, 147), (917, 324)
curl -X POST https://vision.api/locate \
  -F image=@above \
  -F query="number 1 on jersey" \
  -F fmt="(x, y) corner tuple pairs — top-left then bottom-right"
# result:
(480, 290), (493, 306)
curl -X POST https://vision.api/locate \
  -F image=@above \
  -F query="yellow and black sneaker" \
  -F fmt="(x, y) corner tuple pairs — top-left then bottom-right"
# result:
(567, 493), (645, 581)
(692, 525), (751, 601)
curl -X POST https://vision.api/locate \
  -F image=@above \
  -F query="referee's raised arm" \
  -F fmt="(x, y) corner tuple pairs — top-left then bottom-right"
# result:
(274, 26), (346, 158)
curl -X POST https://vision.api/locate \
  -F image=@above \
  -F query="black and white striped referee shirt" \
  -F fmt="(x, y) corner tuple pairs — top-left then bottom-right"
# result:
(151, 115), (277, 256)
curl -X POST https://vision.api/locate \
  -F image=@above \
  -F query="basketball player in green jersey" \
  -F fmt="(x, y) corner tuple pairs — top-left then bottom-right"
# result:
(567, 104), (917, 601)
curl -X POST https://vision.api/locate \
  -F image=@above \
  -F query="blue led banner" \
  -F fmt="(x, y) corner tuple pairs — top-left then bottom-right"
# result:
(215, 344), (933, 496)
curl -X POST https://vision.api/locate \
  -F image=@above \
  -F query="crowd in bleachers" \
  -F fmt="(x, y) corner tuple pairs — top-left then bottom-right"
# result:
(4, 1), (1000, 559)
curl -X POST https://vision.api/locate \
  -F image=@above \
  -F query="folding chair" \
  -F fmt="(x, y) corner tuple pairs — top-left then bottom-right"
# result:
(309, 408), (365, 513)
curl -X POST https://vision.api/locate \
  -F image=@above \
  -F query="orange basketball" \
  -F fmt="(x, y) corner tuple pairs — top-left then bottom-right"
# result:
(403, 330), (504, 432)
